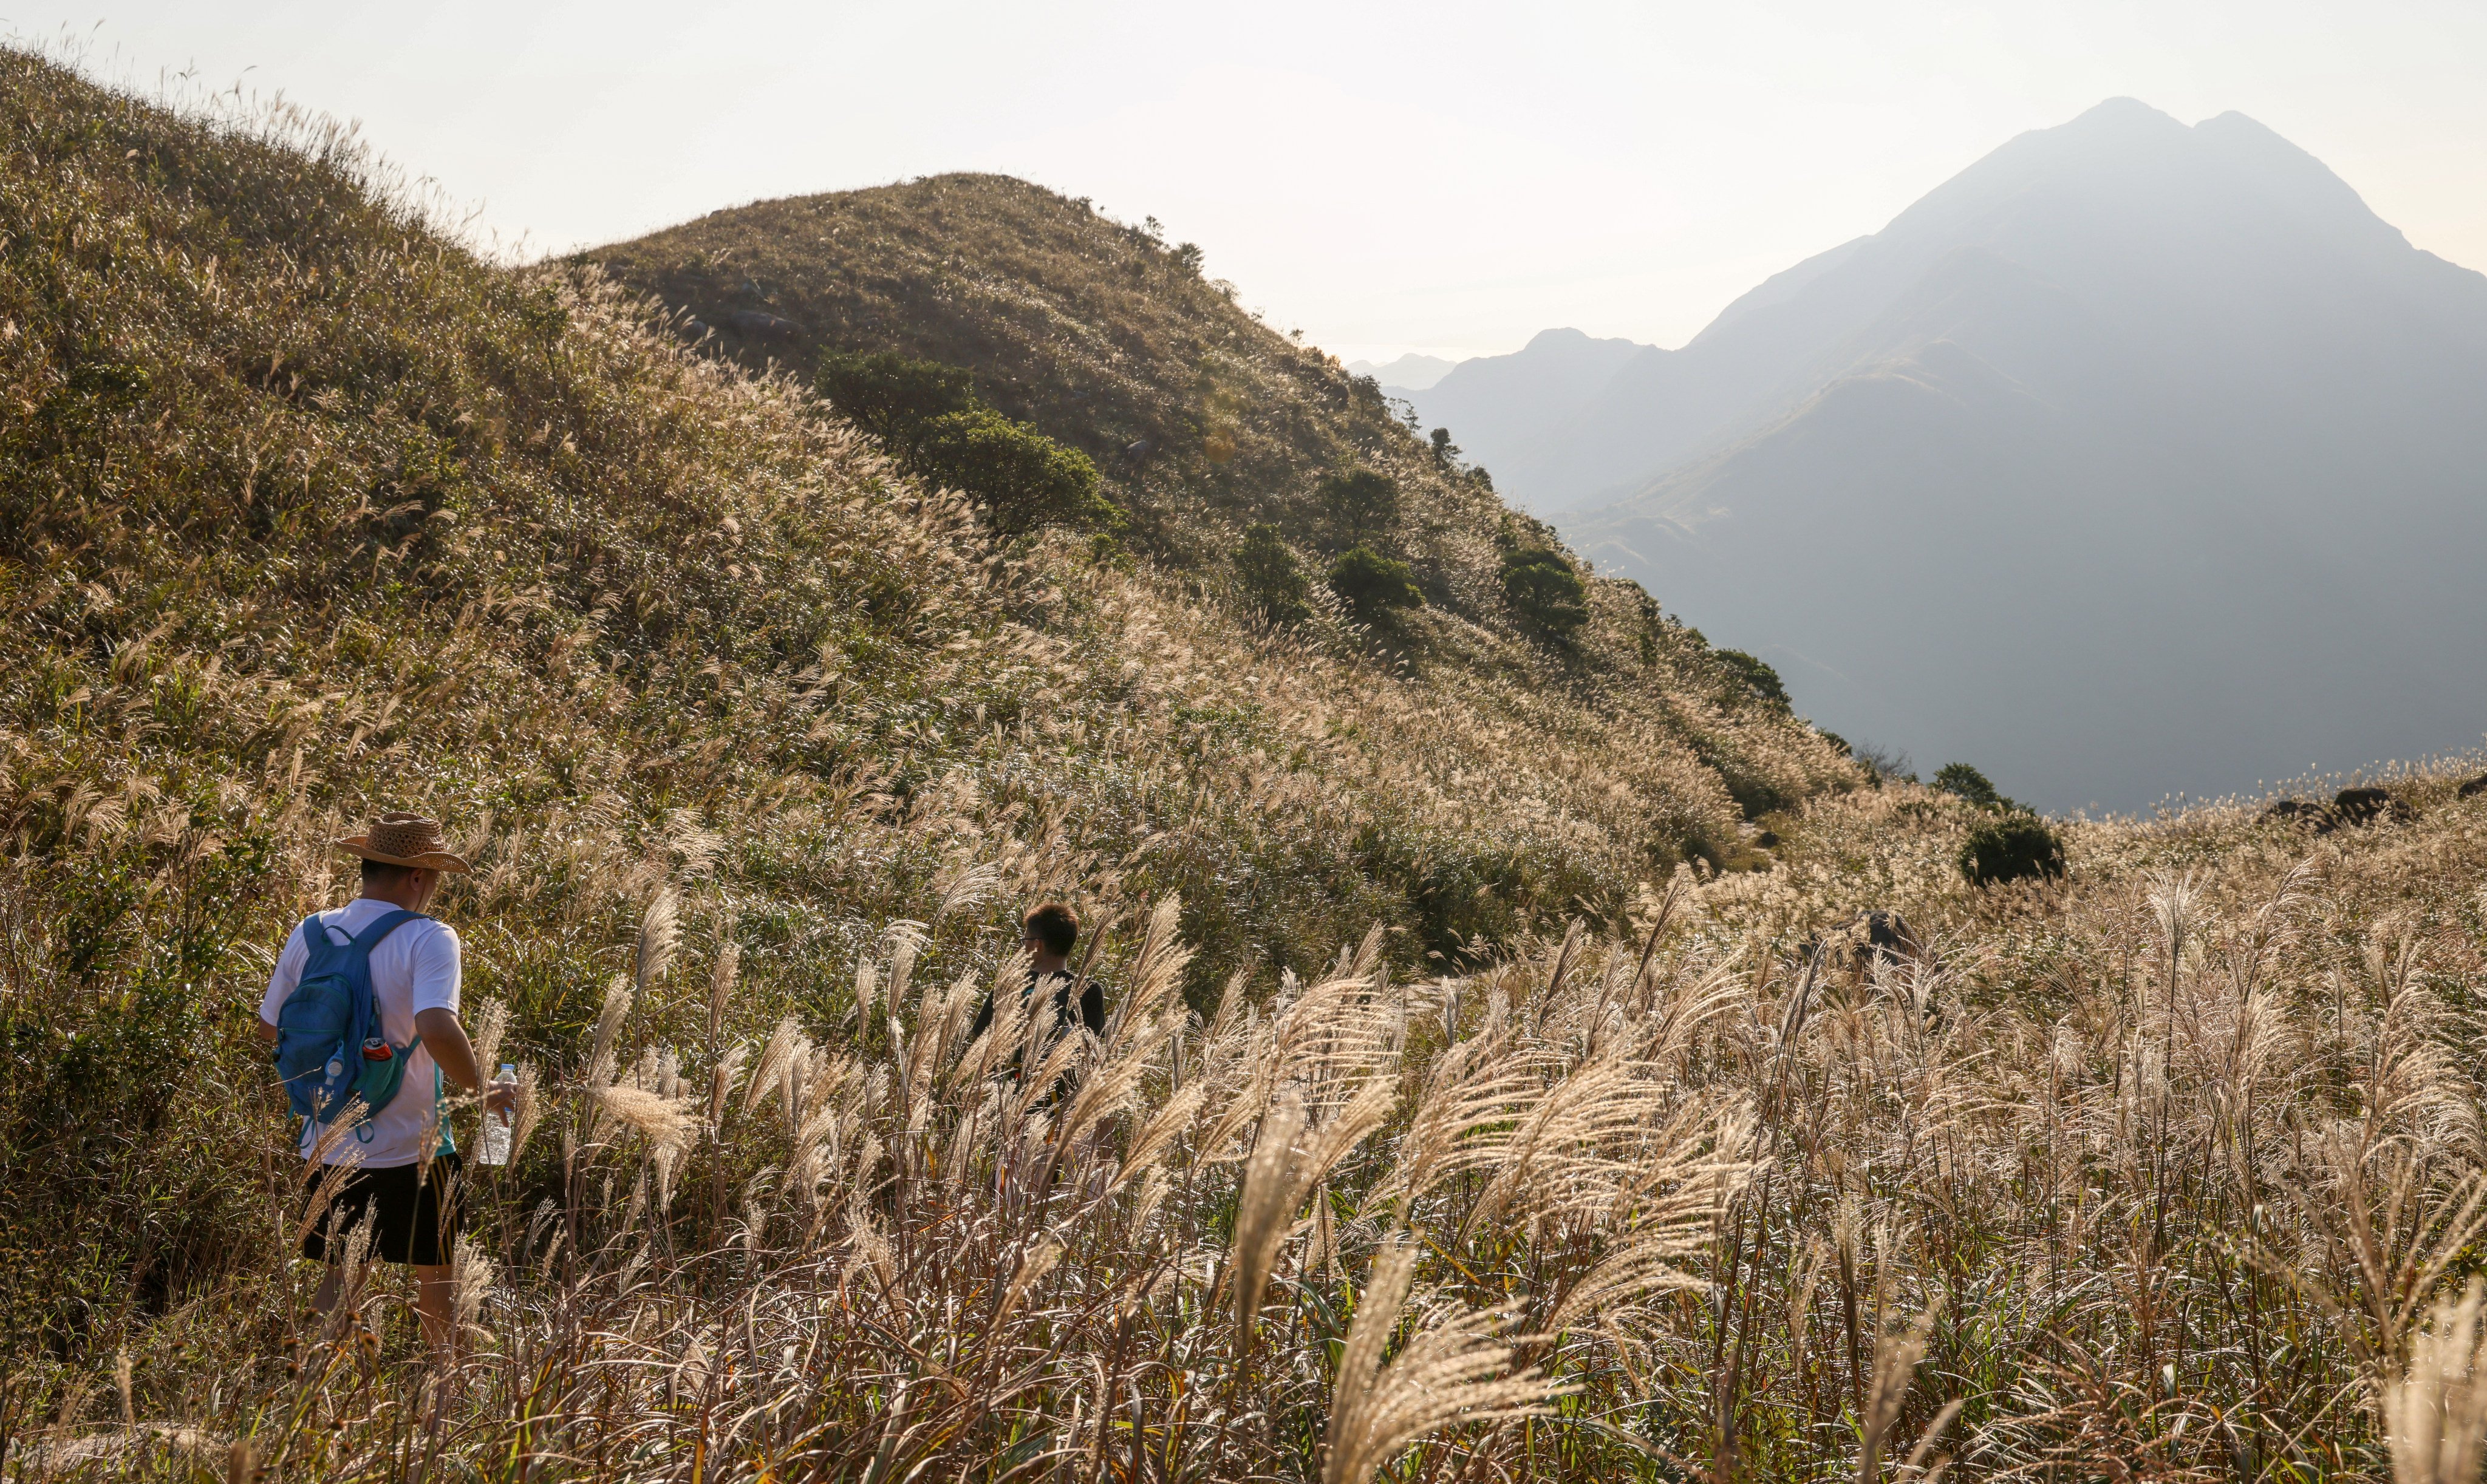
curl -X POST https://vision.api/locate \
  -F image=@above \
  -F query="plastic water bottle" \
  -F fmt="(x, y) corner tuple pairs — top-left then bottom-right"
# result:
(478, 1064), (516, 1165)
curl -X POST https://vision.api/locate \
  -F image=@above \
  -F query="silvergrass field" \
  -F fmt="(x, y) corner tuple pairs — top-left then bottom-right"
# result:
(5, 47), (2487, 1483)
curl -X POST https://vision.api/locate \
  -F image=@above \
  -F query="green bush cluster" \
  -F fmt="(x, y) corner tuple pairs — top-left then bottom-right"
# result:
(817, 350), (1118, 537)
(1716, 648), (1787, 707)
(1327, 546), (1424, 623)
(1933, 761), (2010, 810)
(1936, 761), (2064, 885)
(815, 350), (974, 437)
(1233, 522), (1311, 625)
(910, 408), (1112, 537)
(1958, 812), (2067, 887)
(1498, 545), (1589, 641)
(1315, 468), (1399, 551)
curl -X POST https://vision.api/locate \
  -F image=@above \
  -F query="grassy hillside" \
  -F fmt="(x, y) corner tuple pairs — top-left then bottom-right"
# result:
(589, 173), (1852, 826)
(11, 52), (2487, 1484)
(0, 49), (1810, 1380)
(588, 172), (1456, 567)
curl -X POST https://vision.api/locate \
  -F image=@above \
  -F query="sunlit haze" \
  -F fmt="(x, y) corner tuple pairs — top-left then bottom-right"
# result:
(15, 2), (2487, 362)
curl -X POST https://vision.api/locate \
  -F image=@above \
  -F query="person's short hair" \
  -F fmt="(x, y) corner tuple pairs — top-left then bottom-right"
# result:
(1022, 902), (1079, 958)
(360, 858), (418, 888)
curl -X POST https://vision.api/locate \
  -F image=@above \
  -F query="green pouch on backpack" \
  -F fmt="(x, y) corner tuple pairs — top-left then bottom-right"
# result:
(350, 1040), (411, 1111)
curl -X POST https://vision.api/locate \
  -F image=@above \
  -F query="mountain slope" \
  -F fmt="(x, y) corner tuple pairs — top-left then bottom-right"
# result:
(589, 175), (1452, 572)
(0, 54), (1849, 1344)
(1541, 100), (2487, 809)
(588, 173), (1852, 820)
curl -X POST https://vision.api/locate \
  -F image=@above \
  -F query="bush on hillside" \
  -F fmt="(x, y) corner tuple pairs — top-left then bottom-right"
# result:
(1234, 522), (1311, 625)
(816, 349), (976, 439)
(1959, 812), (2067, 887)
(1316, 468), (1399, 548)
(1716, 648), (1788, 707)
(1499, 546), (1589, 640)
(1934, 761), (2011, 811)
(908, 408), (1119, 537)
(816, 350), (1116, 537)
(1328, 546), (1424, 623)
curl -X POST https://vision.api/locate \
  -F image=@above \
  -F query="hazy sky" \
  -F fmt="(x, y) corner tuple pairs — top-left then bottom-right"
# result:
(15, 2), (2486, 362)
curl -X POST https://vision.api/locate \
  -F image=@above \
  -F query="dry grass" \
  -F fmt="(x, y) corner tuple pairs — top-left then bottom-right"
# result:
(7, 46), (2487, 1484)
(15, 760), (2487, 1480)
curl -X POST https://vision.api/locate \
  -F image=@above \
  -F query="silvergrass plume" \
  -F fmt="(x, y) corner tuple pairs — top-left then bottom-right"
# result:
(634, 885), (680, 998)
(2389, 1278), (2487, 1484)
(1322, 1236), (1561, 1484)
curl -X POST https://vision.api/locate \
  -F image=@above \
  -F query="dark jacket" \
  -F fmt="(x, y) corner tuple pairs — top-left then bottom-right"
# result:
(969, 970), (1106, 1046)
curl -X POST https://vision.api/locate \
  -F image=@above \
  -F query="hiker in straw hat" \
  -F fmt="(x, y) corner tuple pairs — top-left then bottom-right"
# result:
(253, 811), (512, 1363)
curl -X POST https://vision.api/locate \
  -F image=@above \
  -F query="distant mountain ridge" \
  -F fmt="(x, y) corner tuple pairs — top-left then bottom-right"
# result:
(1412, 100), (2487, 809)
(1394, 329), (1653, 511)
(1346, 351), (1459, 390)
(1413, 100), (2487, 520)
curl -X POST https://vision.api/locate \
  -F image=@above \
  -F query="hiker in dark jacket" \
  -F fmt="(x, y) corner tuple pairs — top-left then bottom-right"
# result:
(971, 901), (1105, 1062)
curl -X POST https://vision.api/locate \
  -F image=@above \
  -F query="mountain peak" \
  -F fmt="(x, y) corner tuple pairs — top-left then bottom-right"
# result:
(1549, 101), (2487, 811)
(2062, 95), (2188, 131)
(2197, 107), (2287, 140)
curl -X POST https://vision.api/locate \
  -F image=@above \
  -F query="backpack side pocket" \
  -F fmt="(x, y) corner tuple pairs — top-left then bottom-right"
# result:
(350, 1039), (411, 1114)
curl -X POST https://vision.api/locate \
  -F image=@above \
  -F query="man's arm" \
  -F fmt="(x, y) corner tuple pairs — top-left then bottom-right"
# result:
(255, 923), (305, 1049)
(414, 1008), (513, 1112)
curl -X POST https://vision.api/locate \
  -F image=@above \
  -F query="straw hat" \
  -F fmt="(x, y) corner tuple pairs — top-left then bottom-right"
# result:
(335, 811), (471, 873)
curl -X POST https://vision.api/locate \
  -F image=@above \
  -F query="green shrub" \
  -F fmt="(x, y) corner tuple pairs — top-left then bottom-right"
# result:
(816, 349), (975, 440)
(1499, 546), (1588, 639)
(1959, 812), (2067, 887)
(909, 408), (1118, 537)
(1328, 546), (1424, 622)
(815, 350), (1116, 537)
(1716, 648), (1787, 706)
(1934, 761), (2011, 810)
(1235, 522), (1311, 625)
(1317, 469), (1398, 548)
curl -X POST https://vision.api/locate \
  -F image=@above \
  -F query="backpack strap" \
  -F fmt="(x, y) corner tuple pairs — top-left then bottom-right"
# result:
(349, 910), (429, 1072)
(351, 908), (426, 952)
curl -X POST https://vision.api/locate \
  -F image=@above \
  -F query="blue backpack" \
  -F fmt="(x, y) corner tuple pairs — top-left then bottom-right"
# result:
(271, 910), (425, 1132)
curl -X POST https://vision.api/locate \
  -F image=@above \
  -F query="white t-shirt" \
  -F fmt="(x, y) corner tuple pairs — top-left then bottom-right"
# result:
(258, 897), (462, 1168)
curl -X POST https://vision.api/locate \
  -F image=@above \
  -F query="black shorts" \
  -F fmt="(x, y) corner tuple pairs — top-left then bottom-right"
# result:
(300, 1154), (464, 1267)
